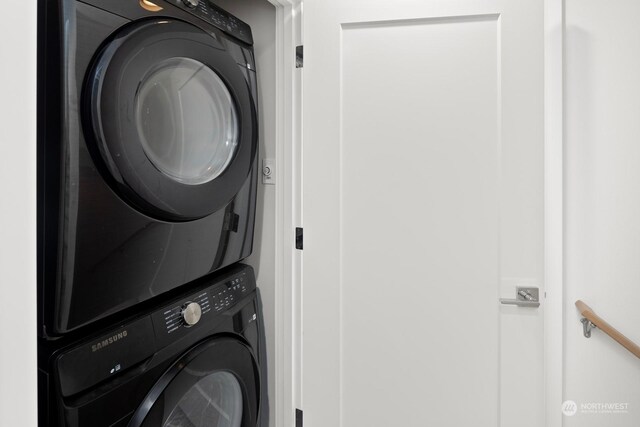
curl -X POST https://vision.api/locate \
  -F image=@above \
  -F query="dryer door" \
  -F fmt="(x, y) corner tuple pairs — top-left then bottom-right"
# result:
(129, 337), (261, 427)
(84, 19), (257, 221)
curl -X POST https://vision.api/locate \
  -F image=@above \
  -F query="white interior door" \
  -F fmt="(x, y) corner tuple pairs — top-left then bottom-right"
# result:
(301, 0), (545, 426)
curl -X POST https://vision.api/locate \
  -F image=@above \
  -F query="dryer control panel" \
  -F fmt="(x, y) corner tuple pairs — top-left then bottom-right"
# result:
(173, 0), (254, 45)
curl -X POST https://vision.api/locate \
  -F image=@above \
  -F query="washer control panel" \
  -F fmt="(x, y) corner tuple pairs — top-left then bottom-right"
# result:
(152, 267), (253, 345)
(56, 265), (256, 397)
(175, 0), (254, 45)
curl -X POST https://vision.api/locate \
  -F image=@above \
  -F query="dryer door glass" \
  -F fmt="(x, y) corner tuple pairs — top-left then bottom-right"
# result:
(86, 19), (257, 221)
(136, 57), (239, 186)
(163, 371), (243, 427)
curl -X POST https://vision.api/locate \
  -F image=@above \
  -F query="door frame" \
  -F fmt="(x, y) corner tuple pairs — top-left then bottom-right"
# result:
(271, 1), (564, 426)
(544, 0), (564, 426)
(266, 1), (302, 427)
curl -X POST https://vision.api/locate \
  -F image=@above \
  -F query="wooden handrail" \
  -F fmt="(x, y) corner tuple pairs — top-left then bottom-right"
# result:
(575, 300), (640, 360)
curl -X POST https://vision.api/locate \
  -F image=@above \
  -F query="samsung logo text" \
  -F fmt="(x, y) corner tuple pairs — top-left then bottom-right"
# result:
(91, 331), (128, 352)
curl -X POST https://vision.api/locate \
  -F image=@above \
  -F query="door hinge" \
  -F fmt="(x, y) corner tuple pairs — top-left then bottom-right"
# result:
(295, 227), (303, 250)
(296, 45), (304, 68)
(296, 409), (303, 427)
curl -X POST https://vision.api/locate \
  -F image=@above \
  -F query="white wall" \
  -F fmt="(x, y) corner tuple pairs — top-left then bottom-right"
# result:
(206, 2), (278, 426)
(0, 0), (38, 425)
(565, 1), (640, 425)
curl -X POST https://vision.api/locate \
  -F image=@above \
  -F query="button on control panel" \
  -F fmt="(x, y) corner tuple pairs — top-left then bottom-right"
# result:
(182, 0), (198, 7)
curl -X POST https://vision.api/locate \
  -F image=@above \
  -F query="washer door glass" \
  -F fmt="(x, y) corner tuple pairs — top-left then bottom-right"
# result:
(130, 337), (261, 427)
(164, 371), (243, 427)
(136, 57), (239, 186)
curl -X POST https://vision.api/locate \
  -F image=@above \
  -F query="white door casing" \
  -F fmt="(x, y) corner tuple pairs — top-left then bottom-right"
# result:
(301, 1), (545, 426)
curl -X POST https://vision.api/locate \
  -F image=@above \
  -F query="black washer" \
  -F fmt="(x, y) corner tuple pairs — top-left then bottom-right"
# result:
(39, 265), (269, 427)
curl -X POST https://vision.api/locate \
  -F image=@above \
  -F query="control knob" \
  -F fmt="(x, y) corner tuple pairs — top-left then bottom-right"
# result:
(181, 302), (202, 326)
(182, 0), (199, 8)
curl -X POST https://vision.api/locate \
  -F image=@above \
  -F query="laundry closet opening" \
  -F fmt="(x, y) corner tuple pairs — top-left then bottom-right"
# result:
(208, 2), (279, 427)
(35, 0), (287, 425)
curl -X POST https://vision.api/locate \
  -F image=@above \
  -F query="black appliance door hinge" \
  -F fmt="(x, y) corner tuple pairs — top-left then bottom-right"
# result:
(296, 45), (303, 68)
(296, 409), (303, 427)
(295, 227), (303, 250)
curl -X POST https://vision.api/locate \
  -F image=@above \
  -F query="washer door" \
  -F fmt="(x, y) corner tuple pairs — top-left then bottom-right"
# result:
(85, 19), (257, 221)
(129, 337), (261, 427)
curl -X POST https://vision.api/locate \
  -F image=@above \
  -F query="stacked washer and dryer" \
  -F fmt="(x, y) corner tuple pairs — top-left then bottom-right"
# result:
(37, 0), (267, 426)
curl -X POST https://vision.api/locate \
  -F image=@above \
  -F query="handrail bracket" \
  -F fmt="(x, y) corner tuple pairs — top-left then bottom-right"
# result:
(581, 317), (596, 338)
